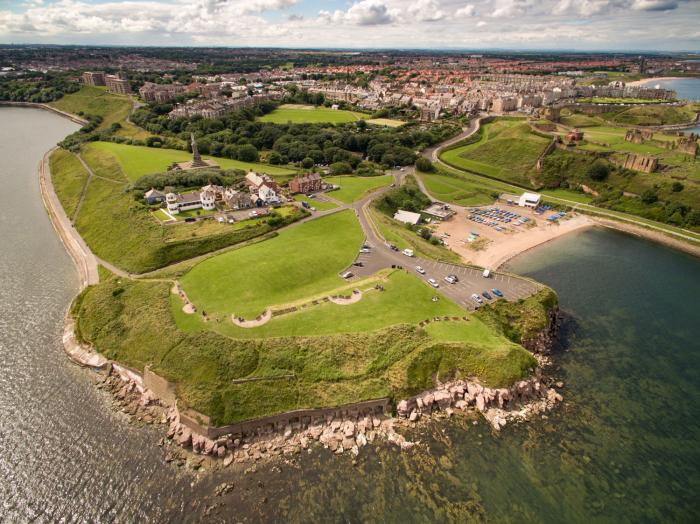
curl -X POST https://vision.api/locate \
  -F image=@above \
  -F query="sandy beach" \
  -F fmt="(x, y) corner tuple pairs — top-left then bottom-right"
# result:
(625, 77), (684, 86)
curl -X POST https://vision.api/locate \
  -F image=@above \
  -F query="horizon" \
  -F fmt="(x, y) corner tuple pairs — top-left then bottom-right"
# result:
(1, 0), (699, 52)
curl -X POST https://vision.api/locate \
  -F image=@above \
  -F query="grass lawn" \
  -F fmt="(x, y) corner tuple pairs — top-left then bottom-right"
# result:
(49, 148), (90, 219)
(87, 141), (297, 182)
(175, 270), (467, 339)
(604, 104), (697, 126)
(439, 119), (549, 188)
(540, 188), (594, 204)
(366, 118), (405, 127)
(324, 175), (393, 203)
(180, 210), (364, 318)
(258, 104), (368, 124)
(49, 85), (147, 140)
(419, 169), (502, 207)
(293, 194), (338, 211)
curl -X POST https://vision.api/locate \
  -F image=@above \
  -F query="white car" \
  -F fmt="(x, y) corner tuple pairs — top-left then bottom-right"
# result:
(471, 293), (483, 304)
(444, 275), (457, 284)
(415, 266), (425, 274)
(428, 278), (439, 288)
(217, 216), (225, 223)
(402, 248), (414, 257)
(359, 248), (370, 254)
(342, 271), (354, 279)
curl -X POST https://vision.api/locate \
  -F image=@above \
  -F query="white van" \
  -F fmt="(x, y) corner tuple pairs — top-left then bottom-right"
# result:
(482, 269), (491, 278)
(403, 248), (414, 257)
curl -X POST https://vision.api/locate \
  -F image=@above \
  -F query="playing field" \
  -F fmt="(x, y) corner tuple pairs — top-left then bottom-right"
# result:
(258, 104), (368, 124)
(179, 210), (364, 318)
(88, 142), (297, 182)
(439, 119), (549, 187)
(325, 175), (393, 203)
(366, 118), (405, 127)
(175, 270), (470, 339)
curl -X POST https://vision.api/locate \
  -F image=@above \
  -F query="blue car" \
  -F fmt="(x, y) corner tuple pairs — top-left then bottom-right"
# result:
(491, 288), (504, 298)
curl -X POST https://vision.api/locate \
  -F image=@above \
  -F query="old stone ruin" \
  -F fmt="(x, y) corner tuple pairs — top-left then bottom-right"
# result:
(623, 154), (658, 173)
(625, 129), (653, 144)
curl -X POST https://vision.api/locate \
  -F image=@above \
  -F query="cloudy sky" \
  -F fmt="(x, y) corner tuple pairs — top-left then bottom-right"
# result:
(0, 0), (698, 51)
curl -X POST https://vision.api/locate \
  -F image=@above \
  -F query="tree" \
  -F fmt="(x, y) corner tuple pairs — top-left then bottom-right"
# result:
(671, 181), (684, 192)
(238, 144), (259, 162)
(587, 160), (610, 181)
(330, 161), (353, 175)
(415, 157), (436, 173)
(301, 157), (314, 169)
(268, 151), (283, 165)
(640, 189), (658, 204)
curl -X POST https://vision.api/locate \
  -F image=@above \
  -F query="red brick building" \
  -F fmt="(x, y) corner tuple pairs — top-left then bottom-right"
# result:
(289, 173), (322, 194)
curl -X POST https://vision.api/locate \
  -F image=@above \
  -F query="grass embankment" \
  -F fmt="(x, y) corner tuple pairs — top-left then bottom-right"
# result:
(49, 85), (147, 140)
(49, 149), (90, 218)
(180, 211), (363, 319)
(51, 144), (307, 274)
(73, 253), (543, 425)
(89, 141), (297, 182)
(439, 119), (550, 188)
(601, 104), (697, 126)
(259, 104), (368, 124)
(419, 166), (504, 206)
(371, 175), (461, 263)
(324, 174), (393, 203)
(578, 97), (668, 105)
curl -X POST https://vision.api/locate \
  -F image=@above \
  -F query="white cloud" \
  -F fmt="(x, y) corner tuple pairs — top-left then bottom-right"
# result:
(407, 0), (446, 22)
(632, 0), (679, 10)
(476, 20), (487, 26)
(455, 4), (477, 17)
(345, 0), (396, 25)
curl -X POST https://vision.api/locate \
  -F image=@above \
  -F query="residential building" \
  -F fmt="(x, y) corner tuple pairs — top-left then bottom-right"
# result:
(289, 173), (322, 194)
(105, 74), (131, 95)
(144, 188), (166, 204)
(82, 71), (106, 86)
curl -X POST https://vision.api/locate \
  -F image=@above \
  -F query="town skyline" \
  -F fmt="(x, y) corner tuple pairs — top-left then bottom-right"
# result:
(1, 0), (698, 51)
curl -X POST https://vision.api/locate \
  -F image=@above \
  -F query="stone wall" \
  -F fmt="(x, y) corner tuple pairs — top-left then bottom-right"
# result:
(143, 366), (178, 407)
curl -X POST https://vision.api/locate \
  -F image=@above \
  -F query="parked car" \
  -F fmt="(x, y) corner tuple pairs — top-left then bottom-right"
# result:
(403, 248), (414, 257)
(492, 288), (503, 297)
(342, 271), (354, 279)
(482, 291), (492, 300)
(471, 293), (483, 304)
(427, 278), (439, 288)
(415, 266), (426, 274)
(353, 262), (364, 267)
(217, 216), (225, 223)
(444, 275), (457, 284)
(389, 244), (399, 251)
(448, 274), (459, 282)
(184, 217), (196, 223)
(359, 248), (370, 254)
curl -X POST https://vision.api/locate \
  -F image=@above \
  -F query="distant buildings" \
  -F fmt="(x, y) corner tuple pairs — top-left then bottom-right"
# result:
(81, 70), (131, 94)
(139, 82), (187, 103)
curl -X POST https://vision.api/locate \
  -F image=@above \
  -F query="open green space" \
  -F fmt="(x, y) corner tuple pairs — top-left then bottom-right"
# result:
(324, 175), (393, 203)
(88, 141), (297, 182)
(602, 104), (698, 126)
(293, 194), (338, 211)
(51, 147), (307, 274)
(49, 85), (148, 140)
(74, 262), (550, 424)
(180, 210), (364, 319)
(419, 168), (504, 207)
(49, 148), (90, 218)
(578, 97), (668, 104)
(366, 118), (405, 128)
(259, 104), (368, 124)
(175, 270), (466, 339)
(439, 119), (549, 188)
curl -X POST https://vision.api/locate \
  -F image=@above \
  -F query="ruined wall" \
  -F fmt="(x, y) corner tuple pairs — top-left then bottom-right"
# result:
(623, 154), (658, 173)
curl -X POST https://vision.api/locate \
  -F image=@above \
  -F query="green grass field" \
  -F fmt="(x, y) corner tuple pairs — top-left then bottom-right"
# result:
(259, 104), (368, 124)
(439, 119), (549, 188)
(88, 141), (297, 182)
(175, 270), (467, 339)
(49, 85), (148, 139)
(49, 148), (90, 219)
(325, 175), (393, 203)
(293, 194), (338, 211)
(366, 118), (405, 127)
(180, 210), (364, 318)
(419, 168), (503, 207)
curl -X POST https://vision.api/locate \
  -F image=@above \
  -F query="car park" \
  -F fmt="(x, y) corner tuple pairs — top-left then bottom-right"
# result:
(415, 266), (426, 274)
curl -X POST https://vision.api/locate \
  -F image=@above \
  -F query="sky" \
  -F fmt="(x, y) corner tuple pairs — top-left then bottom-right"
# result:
(0, 0), (698, 51)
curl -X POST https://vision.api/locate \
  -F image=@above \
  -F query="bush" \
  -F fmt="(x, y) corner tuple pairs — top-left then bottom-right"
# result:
(415, 157), (436, 173)
(641, 189), (658, 204)
(587, 160), (610, 181)
(330, 161), (353, 175)
(301, 157), (314, 169)
(671, 181), (684, 192)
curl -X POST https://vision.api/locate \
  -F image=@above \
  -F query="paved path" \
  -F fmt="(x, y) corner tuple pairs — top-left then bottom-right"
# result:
(39, 148), (99, 288)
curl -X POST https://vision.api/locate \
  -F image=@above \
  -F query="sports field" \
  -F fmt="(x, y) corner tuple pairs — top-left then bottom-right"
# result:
(88, 142), (297, 182)
(259, 104), (368, 124)
(179, 210), (364, 319)
(439, 119), (549, 187)
(325, 175), (393, 203)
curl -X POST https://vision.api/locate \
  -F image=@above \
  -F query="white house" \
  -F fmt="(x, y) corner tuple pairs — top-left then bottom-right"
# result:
(258, 184), (280, 205)
(518, 192), (541, 208)
(393, 209), (422, 225)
